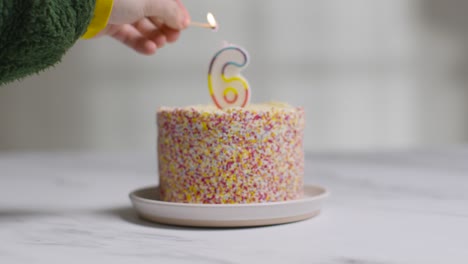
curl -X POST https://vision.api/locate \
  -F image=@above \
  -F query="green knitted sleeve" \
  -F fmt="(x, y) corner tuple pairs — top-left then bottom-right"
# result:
(0, 0), (96, 85)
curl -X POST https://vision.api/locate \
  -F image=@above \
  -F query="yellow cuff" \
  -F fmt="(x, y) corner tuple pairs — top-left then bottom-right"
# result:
(81, 0), (114, 39)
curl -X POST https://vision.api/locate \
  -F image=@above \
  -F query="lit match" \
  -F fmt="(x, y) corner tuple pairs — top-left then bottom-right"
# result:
(190, 12), (218, 31)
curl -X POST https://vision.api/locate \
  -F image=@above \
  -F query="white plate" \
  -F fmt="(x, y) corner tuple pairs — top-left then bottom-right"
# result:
(129, 185), (329, 228)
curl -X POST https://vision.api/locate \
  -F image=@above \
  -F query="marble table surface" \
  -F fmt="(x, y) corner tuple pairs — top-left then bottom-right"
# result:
(1, 147), (467, 264)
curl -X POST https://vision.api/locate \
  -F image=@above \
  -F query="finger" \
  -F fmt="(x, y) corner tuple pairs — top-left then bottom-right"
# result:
(144, 19), (180, 43)
(150, 30), (167, 49)
(159, 24), (181, 43)
(148, 15), (164, 29)
(144, 0), (187, 29)
(133, 18), (158, 38)
(133, 18), (167, 48)
(110, 24), (157, 55)
(175, 0), (191, 26)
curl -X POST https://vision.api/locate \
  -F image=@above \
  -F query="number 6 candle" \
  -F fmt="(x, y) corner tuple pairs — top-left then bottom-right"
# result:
(208, 43), (250, 109)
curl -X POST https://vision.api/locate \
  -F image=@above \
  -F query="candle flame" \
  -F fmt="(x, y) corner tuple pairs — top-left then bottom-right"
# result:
(207, 12), (218, 30)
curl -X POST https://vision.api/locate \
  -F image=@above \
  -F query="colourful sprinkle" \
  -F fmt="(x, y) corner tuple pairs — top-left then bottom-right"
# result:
(156, 103), (305, 204)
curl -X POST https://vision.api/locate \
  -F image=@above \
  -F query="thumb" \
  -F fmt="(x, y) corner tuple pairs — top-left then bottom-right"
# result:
(144, 0), (189, 29)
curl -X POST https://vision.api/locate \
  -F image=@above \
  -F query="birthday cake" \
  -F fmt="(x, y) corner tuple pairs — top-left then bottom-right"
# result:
(156, 43), (305, 204)
(157, 102), (305, 204)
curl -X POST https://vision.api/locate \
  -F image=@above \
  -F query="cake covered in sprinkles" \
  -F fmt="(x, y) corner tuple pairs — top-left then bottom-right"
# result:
(156, 102), (305, 204)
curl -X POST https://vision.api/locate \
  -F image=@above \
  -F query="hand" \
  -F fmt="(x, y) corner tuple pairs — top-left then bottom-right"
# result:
(97, 0), (191, 55)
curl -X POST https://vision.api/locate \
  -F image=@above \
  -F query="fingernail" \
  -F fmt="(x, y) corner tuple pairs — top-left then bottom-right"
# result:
(183, 16), (190, 28)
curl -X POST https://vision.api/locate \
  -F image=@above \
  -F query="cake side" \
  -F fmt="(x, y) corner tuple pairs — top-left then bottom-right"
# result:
(156, 102), (305, 204)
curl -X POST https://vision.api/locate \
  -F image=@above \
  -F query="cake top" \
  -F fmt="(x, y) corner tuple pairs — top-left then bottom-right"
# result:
(157, 102), (302, 114)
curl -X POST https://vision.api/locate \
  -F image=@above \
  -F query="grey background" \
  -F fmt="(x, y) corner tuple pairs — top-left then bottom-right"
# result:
(2, 0), (468, 152)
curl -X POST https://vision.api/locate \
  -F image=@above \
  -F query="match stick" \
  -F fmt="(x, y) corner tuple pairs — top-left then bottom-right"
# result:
(189, 13), (218, 31)
(190, 21), (216, 29)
